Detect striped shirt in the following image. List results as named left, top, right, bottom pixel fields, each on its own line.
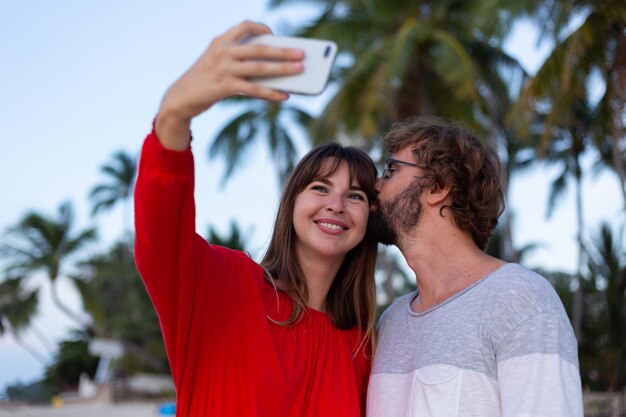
left=367, top=263, right=583, bottom=417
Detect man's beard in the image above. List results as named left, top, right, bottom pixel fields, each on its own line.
left=368, top=179, right=423, bottom=246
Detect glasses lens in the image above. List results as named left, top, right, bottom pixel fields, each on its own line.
left=382, top=161, right=392, bottom=180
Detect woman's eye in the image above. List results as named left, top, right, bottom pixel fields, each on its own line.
left=348, top=193, right=366, bottom=202
left=311, top=185, right=328, bottom=193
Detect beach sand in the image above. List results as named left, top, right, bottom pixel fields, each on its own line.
left=0, top=401, right=164, bottom=417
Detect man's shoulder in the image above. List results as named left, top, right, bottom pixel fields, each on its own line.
left=377, top=291, right=415, bottom=327
left=481, top=264, right=575, bottom=348
left=485, top=263, right=562, bottom=309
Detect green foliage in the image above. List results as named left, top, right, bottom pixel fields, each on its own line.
left=514, top=0, right=626, bottom=203
left=538, top=222, right=626, bottom=391
left=486, top=223, right=543, bottom=263
left=89, top=150, right=137, bottom=217
left=5, top=380, right=55, bottom=404
left=206, top=222, right=248, bottom=251
left=579, top=223, right=626, bottom=391
left=1, top=201, right=96, bottom=329
left=273, top=0, right=530, bottom=149
left=2, top=202, right=96, bottom=282
left=43, top=337, right=98, bottom=392
left=210, top=100, right=312, bottom=184
left=0, top=277, right=39, bottom=335
left=73, top=241, right=168, bottom=373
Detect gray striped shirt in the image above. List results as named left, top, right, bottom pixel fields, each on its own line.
left=367, top=263, right=583, bottom=417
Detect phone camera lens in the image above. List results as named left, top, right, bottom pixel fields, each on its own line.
left=324, top=46, right=331, bottom=58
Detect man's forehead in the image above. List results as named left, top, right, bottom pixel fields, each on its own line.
left=391, top=146, right=415, bottom=160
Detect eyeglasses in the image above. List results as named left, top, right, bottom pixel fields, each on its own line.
left=382, top=158, right=419, bottom=180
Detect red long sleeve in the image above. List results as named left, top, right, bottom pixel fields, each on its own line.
left=134, top=131, right=369, bottom=417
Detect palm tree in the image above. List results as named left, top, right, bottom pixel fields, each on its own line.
left=511, top=0, right=626, bottom=338
left=519, top=0, right=626, bottom=208
left=273, top=1, right=533, bottom=147
left=486, top=221, right=542, bottom=264
left=0, top=277, right=47, bottom=364
left=89, top=150, right=137, bottom=234
left=541, top=100, right=594, bottom=341
left=211, top=1, right=535, bottom=185
left=581, top=222, right=626, bottom=390
left=209, top=98, right=313, bottom=185
left=2, top=201, right=96, bottom=329
left=72, top=241, right=168, bottom=372
left=206, top=221, right=248, bottom=251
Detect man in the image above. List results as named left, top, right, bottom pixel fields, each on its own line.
left=367, top=117, right=583, bottom=417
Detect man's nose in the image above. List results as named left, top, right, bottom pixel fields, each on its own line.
left=375, top=177, right=384, bottom=194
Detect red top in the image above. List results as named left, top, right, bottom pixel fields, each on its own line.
left=134, top=131, right=370, bottom=417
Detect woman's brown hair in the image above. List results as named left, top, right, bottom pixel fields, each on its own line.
left=261, top=143, right=378, bottom=353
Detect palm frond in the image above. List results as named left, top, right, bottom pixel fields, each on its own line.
left=546, top=169, right=568, bottom=218
left=0, top=277, right=40, bottom=334
left=209, top=109, right=259, bottom=183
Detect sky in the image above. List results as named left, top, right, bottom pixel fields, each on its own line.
left=0, top=0, right=623, bottom=394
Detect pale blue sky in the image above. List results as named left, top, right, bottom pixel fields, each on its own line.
left=0, top=0, right=622, bottom=393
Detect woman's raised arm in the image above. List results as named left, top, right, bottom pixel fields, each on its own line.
left=155, top=20, right=304, bottom=150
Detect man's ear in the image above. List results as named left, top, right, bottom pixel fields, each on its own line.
left=427, top=183, right=452, bottom=205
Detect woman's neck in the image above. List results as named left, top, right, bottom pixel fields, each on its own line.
left=297, top=249, right=344, bottom=313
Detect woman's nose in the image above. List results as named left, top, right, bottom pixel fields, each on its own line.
left=326, top=193, right=345, bottom=213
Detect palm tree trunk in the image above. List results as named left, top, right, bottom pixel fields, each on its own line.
left=121, top=340, right=168, bottom=372
left=609, top=120, right=626, bottom=210
left=121, top=200, right=141, bottom=322
left=483, top=93, right=515, bottom=261
left=396, top=53, right=432, bottom=120
left=572, top=162, right=585, bottom=341
left=12, top=332, right=49, bottom=365
left=379, top=250, right=397, bottom=305
left=609, top=25, right=626, bottom=210
left=30, top=323, right=57, bottom=355
left=500, top=147, right=518, bottom=262
left=50, top=280, right=89, bottom=329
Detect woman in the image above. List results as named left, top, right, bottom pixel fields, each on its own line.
left=134, top=21, right=378, bottom=417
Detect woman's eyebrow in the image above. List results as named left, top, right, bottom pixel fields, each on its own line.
left=312, top=177, right=332, bottom=185
left=312, top=177, right=364, bottom=191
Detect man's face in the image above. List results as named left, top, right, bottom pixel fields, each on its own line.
left=368, top=147, right=424, bottom=245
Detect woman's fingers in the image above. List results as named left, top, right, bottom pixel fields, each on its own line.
left=217, top=20, right=272, bottom=45
left=232, top=42, right=304, bottom=61
left=159, top=20, right=300, bottom=120
left=231, top=59, right=304, bottom=78
left=231, top=79, right=290, bottom=101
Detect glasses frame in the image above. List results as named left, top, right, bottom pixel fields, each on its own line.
left=382, top=158, right=418, bottom=180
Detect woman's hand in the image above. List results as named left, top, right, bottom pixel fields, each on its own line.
left=156, top=20, right=305, bottom=150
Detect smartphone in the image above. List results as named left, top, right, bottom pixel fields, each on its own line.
left=245, top=35, right=338, bottom=96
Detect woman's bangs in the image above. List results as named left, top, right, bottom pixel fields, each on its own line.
left=313, top=156, right=343, bottom=180
left=346, top=154, right=377, bottom=201
left=294, top=144, right=377, bottom=203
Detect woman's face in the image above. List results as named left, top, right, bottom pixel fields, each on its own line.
left=292, top=159, right=370, bottom=264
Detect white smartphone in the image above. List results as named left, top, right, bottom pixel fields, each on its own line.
left=245, top=35, right=338, bottom=96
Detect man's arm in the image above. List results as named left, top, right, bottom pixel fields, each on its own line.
left=496, top=309, right=583, bottom=417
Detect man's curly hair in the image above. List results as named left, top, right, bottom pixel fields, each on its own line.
left=383, top=117, right=505, bottom=249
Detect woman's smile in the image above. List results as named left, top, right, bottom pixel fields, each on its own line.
left=315, top=218, right=349, bottom=233
left=293, top=160, right=369, bottom=261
